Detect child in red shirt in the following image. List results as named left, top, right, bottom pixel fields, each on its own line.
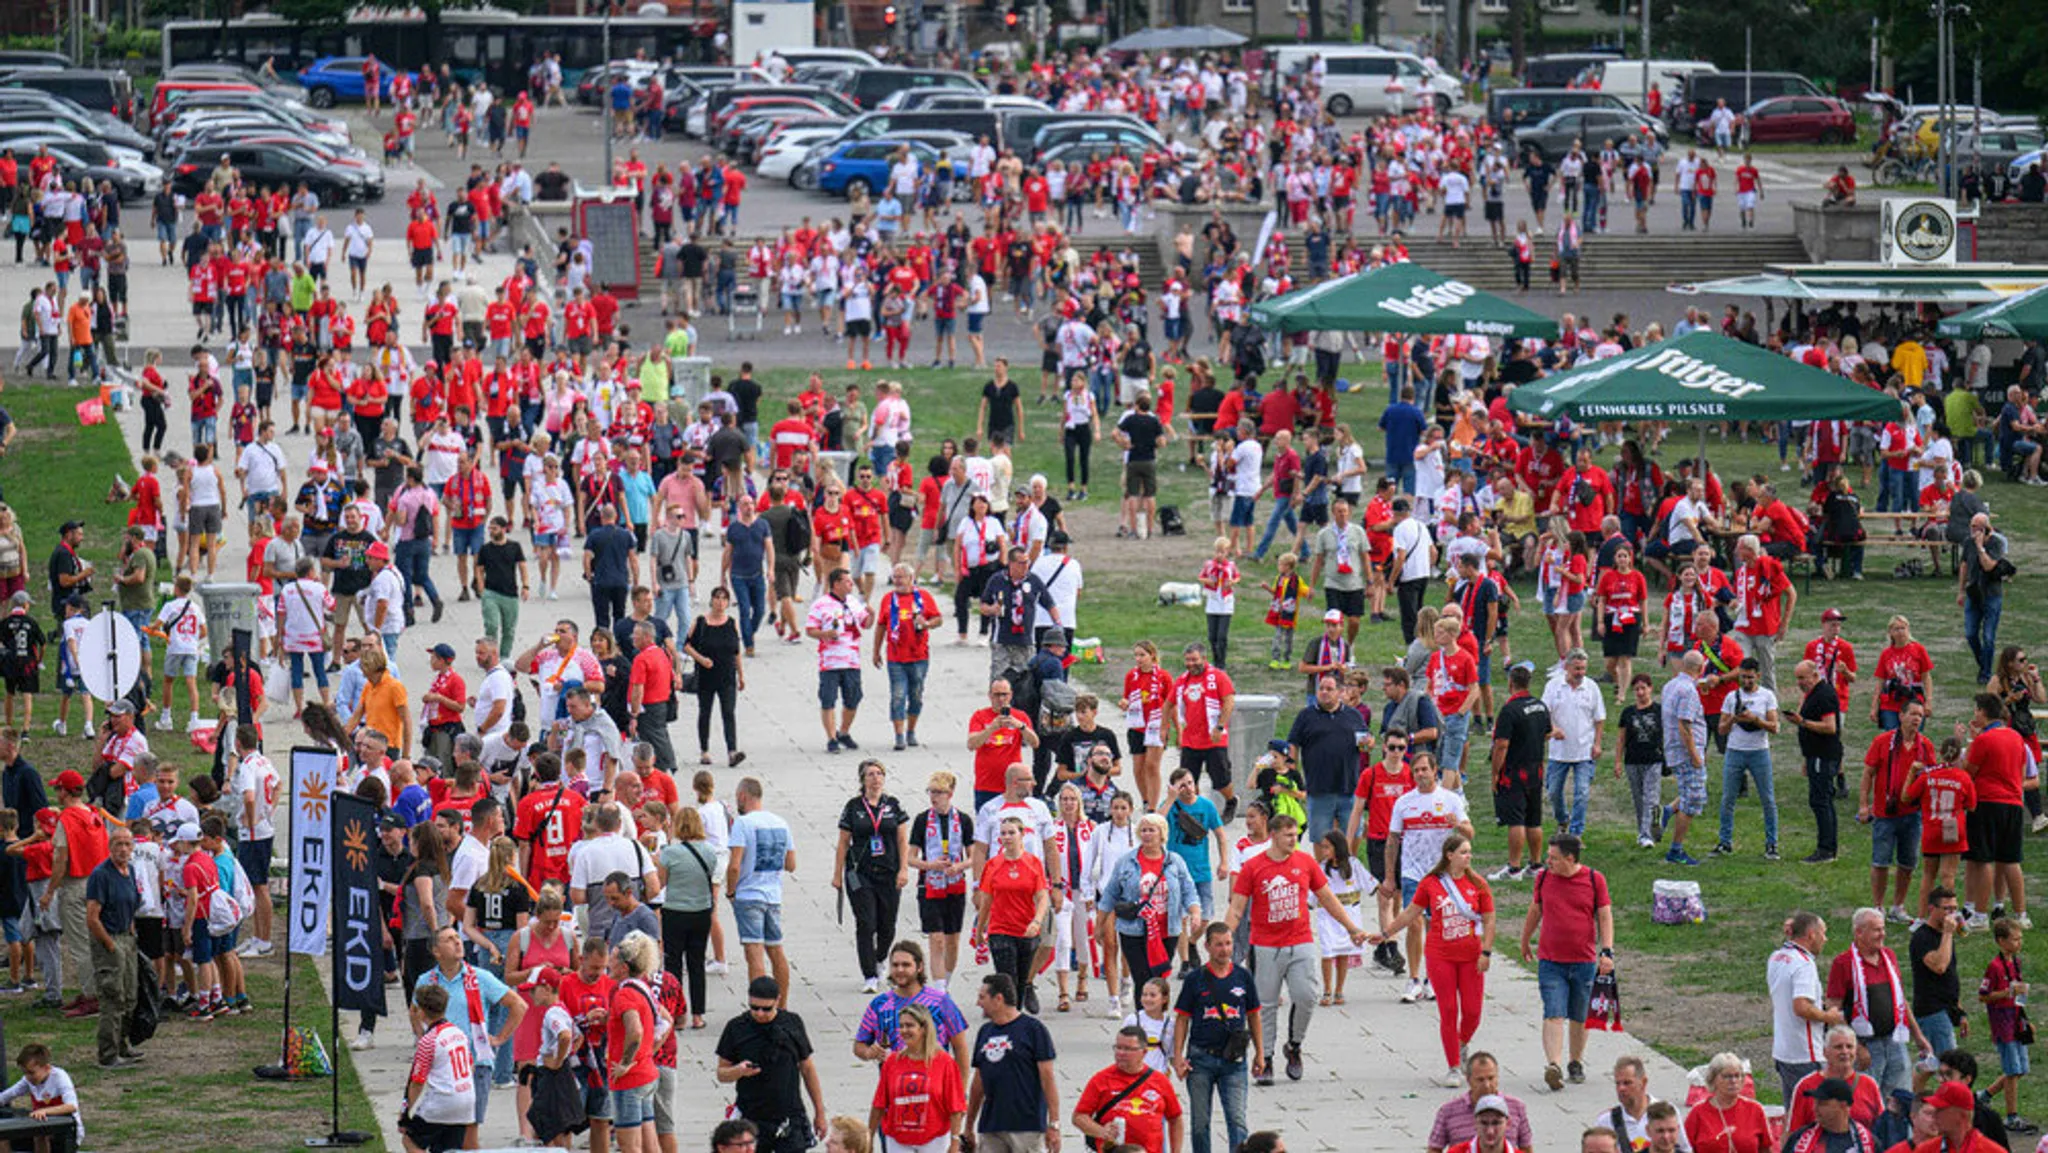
left=1904, top=737, right=1977, bottom=906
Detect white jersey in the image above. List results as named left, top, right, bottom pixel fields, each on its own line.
left=974, top=795, right=1056, bottom=861
left=235, top=752, right=280, bottom=840
left=409, top=1021, right=478, bottom=1125
left=1387, top=787, right=1469, bottom=881
left=154, top=596, right=206, bottom=657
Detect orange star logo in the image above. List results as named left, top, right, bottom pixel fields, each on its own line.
left=342, top=819, right=372, bottom=872
left=299, top=770, right=330, bottom=825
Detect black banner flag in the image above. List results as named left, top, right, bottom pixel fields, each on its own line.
left=330, top=793, right=385, bottom=1016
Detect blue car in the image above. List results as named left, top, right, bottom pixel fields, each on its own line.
left=296, top=56, right=396, bottom=109
left=815, top=139, right=941, bottom=199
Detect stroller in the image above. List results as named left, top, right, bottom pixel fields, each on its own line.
left=728, top=281, right=763, bottom=339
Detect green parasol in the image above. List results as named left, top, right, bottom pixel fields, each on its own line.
left=1504, top=332, right=1903, bottom=425
left=1934, top=283, right=2048, bottom=341
left=1245, top=263, right=1559, bottom=339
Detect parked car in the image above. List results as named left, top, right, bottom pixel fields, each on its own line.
left=1486, top=87, right=1632, bottom=133
left=1709, top=96, right=1857, bottom=145
left=1031, top=118, right=1173, bottom=162
left=0, top=91, right=151, bottom=153
left=170, top=140, right=381, bottom=202
left=295, top=56, right=396, bottom=107
left=1513, top=106, right=1667, bottom=161
left=0, top=68, right=134, bottom=123
left=14, top=139, right=155, bottom=200
left=733, top=113, right=842, bottom=165
left=805, top=137, right=957, bottom=198
left=1669, top=71, right=1824, bottom=135
left=759, top=124, right=849, bottom=180
left=1952, top=127, right=2047, bottom=197
left=826, top=67, right=982, bottom=110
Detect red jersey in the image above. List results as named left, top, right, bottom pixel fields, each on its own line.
left=1172, top=666, right=1234, bottom=750
left=879, top=589, right=939, bottom=665
left=512, top=784, right=587, bottom=886
left=1905, top=765, right=1976, bottom=855
left=1353, top=760, right=1415, bottom=841
left=1230, top=849, right=1329, bottom=949
left=1414, top=871, right=1492, bottom=962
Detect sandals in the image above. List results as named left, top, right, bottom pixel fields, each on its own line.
left=1333, top=993, right=1347, bottom=1006
left=1057, top=995, right=1072, bottom=1013
left=1318, top=993, right=1333, bottom=1007
left=1075, top=987, right=1089, bottom=1002
left=700, top=753, right=713, bottom=765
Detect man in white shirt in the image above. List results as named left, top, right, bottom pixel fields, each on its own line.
left=570, top=802, right=658, bottom=941
left=1226, top=423, right=1264, bottom=555
left=228, top=723, right=280, bottom=957
left=1674, top=150, right=1703, bottom=230
left=1768, top=912, right=1844, bottom=1103
left=1714, top=657, right=1781, bottom=858
left=1540, top=649, right=1606, bottom=837
left=445, top=796, right=503, bottom=925
left=341, top=209, right=375, bottom=297
left=1027, top=532, right=1083, bottom=641
left=470, top=638, right=514, bottom=741
left=235, top=422, right=289, bottom=529
left=303, top=215, right=336, bottom=274
left=1439, top=168, right=1471, bottom=245
left=363, top=542, right=408, bottom=657
left=1389, top=497, right=1436, bottom=645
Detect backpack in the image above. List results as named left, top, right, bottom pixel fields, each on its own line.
left=780, top=508, right=812, bottom=557
left=207, top=874, right=248, bottom=935
left=502, top=663, right=528, bottom=724
left=1158, top=505, right=1187, bottom=536
left=411, top=496, right=435, bottom=541
left=1038, top=677, right=1077, bottom=733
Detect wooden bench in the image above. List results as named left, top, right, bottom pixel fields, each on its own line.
left=1808, top=510, right=1957, bottom=589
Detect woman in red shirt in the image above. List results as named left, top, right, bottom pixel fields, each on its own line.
left=1871, top=615, right=1934, bottom=731
left=605, top=932, right=665, bottom=1151
left=974, top=817, right=1048, bottom=1018
left=810, top=483, right=854, bottom=589
left=1593, top=543, right=1649, bottom=698
left=1683, top=1052, right=1773, bottom=1153
left=1374, top=826, right=1494, bottom=1086
left=868, top=1004, right=965, bottom=1153
left=1122, top=640, right=1173, bottom=809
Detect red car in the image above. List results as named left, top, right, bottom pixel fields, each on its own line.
left=1705, top=96, right=1858, bottom=145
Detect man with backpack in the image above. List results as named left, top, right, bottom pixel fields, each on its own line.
left=388, top=466, right=445, bottom=627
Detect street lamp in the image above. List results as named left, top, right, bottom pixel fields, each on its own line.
left=602, top=0, right=615, bottom=184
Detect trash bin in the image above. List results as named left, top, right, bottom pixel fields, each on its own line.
left=1229, top=693, right=1287, bottom=780
left=196, top=582, right=261, bottom=665
left=669, top=355, right=714, bottom=413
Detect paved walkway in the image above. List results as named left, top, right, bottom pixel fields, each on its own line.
left=3, top=207, right=1689, bottom=1152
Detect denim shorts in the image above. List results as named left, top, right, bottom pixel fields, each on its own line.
left=818, top=667, right=863, bottom=710
left=1538, top=958, right=1597, bottom=1019
left=1229, top=495, right=1256, bottom=527
left=1998, top=1040, right=2031, bottom=1077
left=165, top=653, right=200, bottom=677
left=451, top=524, right=486, bottom=555
left=967, top=312, right=986, bottom=334
left=733, top=899, right=783, bottom=946
left=1919, top=1011, right=1956, bottom=1059
left=611, top=1081, right=656, bottom=1127
left=1871, top=814, right=1921, bottom=869
left=934, top=315, right=955, bottom=337
left=2, top=910, right=27, bottom=944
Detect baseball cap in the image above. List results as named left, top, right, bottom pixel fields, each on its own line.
left=428, top=642, right=457, bottom=660
left=52, top=769, right=85, bottom=792
left=1473, top=1095, right=1510, bottom=1118
left=525, top=966, right=563, bottom=992
left=107, top=699, right=136, bottom=716
left=1322, top=608, right=1344, bottom=623
left=174, top=821, right=202, bottom=844
left=379, top=812, right=409, bottom=833
left=1923, top=1081, right=1976, bottom=1112
left=1821, top=608, right=1845, bottom=622
left=59, top=519, right=84, bottom=534
left=1805, top=1078, right=1856, bottom=1104
left=1267, top=738, right=1292, bottom=755
left=365, top=540, right=391, bottom=562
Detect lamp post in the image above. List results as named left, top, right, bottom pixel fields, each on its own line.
left=602, top=0, right=614, bottom=184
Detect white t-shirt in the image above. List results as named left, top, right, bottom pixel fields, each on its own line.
left=234, top=751, right=280, bottom=840
left=238, top=441, right=287, bottom=494
left=1028, top=554, right=1083, bottom=634
left=1722, top=685, right=1778, bottom=753
left=538, top=1003, right=577, bottom=1063
left=343, top=221, right=374, bottom=260
left=1767, top=942, right=1827, bottom=1065
left=532, top=478, right=573, bottom=536
left=366, top=567, right=407, bottom=637
left=974, top=795, right=1056, bottom=862
left=1391, top=518, right=1433, bottom=582
left=410, top=1022, right=478, bottom=1125
left=1441, top=171, right=1470, bottom=207
left=154, top=596, right=206, bottom=658
left=1229, top=439, right=1263, bottom=498
left=569, top=832, right=646, bottom=898
left=1387, top=786, right=1469, bottom=881
left=1541, top=677, right=1607, bottom=762
left=450, top=834, right=490, bottom=894
left=422, top=430, right=466, bottom=487
left=729, top=809, right=793, bottom=904
left=472, top=665, right=514, bottom=740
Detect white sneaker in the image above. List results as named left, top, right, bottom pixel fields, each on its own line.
left=154, top=712, right=174, bottom=731
left=1103, top=993, right=1123, bottom=1019
left=236, top=939, right=262, bottom=957
left=1401, top=978, right=1422, bottom=1004
left=1486, top=864, right=1522, bottom=881
left=185, top=712, right=203, bottom=732
left=253, top=939, right=274, bottom=957
left=706, top=960, right=729, bottom=975
left=1436, top=1068, right=1465, bottom=1088
left=1889, top=904, right=1913, bottom=925
left=348, top=1029, right=375, bottom=1051
left=1420, top=978, right=1437, bottom=1001
left=49, top=719, right=64, bottom=736
left=1637, top=836, right=1654, bottom=849
left=1967, top=912, right=1990, bottom=931
left=860, top=977, right=881, bottom=994
left=2033, top=814, right=2048, bottom=834
left=2019, top=912, right=2035, bottom=930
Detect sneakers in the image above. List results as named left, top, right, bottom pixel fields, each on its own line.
left=860, top=977, right=882, bottom=995
left=97, top=1056, right=140, bottom=1070
left=838, top=732, right=860, bottom=751
left=2007, top=1115, right=2039, bottom=1134
left=1545, top=1062, right=1566, bottom=1091
left=893, top=734, right=907, bottom=751
left=49, top=719, right=65, bottom=736
left=905, top=732, right=919, bottom=747
left=1888, top=904, right=1914, bottom=924
left=1486, top=864, right=1524, bottom=881
left=2018, top=912, right=2035, bottom=930
left=1967, top=912, right=1991, bottom=931
left=1435, top=1067, right=1466, bottom=1088
left=1253, top=1055, right=1275, bottom=1087
left=1374, top=942, right=1405, bottom=975
left=185, top=712, right=203, bottom=732
left=1763, top=845, right=1781, bottom=862
left=2034, top=813, right=2048, bottom=834
left=1710, top=842, right=1734, bottom=856
left=1801, top=852, right=1837, bottom=864
left=1665, top=848, right=1701, bottom=866
left=189, top=1003, right=216, bottom=1022
left=705, top=960, right=730, bottom=975
left=1567, top=1060, right=1585, bottom=1084
left=154, top=711, right=174, bottom=731
left=1220, top=796, right=1238, bottom=824
left=1283, top=1042, right=1303, bottom=1081
left=1637, top=836, right=1655, bottom=849
left=1401, top=978, right=1424, bottom=1004
left=1418, top=978, right=1435, bottom=1001
left=826, top=737, right=842, bottom=754
left=1103, top=993, right=1122, bottom=1019
left=349, top=1029, right=375, bottom=1051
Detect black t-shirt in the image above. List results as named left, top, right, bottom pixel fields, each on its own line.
left=1618, top=703, right=1663, bottom=764
left=0, top=613, right=45, bottom=676
left=1118, top=411, right=1163, bottom=462
left=1188, top=387, right=1226, bottom=435
left=1174, top=961, right=1261, bottom=1054
left=715, top=1011, right=814, bottom=1126
left=729, top=377, right=762, bottom=425
left=708, top=426, right=749, bottom=469
left=1054, top=724, right=1122, bottom=777
left=466, top=882, right=533, bottom=932
left=477, top=540, right=525, bottom=598
left=585, top=525, right=636, bottom=588
left=1285, top=702, right=1370, bottom=796
left=679, top=242, right=709, bottom=278
left=1493, top=693, right=1552, bottom=771
left=1909, top=921, right=1961, bottom=1020
left=983, top=381, right=1021, bottom=436
left=1797, top=681, right=1843, bottom=761
left=612, top=613, right=671, bottom=659
left=971, top=1013, right=1057, bottom=1134
left=536, top=170, right=572, bottom=200
left=371, top=436, right=411, bottom=502
left=48, top=544, right=87, bottom=609
left=446, top=200, right=476, bottom=236
left=323, top=529, right=377, bottom=597
left=836, top=791, right=907, bottom=879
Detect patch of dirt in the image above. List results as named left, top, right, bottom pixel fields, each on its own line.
left=1061, top=499, right=1215, bottom=582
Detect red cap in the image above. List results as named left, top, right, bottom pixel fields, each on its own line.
left=53, top=769, right=85, bottom=793
left=525, top=966, right=563, bottom=992
left=1923, top=1082, right=1976, bottom=1112
left=1821, top=608, right=1845, bottom=622
left=365, top=540, right=391, bottom=562
left=35, top=808, right=58, bottom=833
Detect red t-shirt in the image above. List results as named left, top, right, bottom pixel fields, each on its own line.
left=872, top=1052, right=966, bottom=1146
left=1425, top=649, right=1478, bottom=715
left=1231, top=849, right=1329, bottom=948
left=1414, top=871, right=1492, bottom=963
left=606, top=981, right=659, bottom=1090
left=1594, top=569, right=1647, bottom=630
left=1733, top=555, right=1790, bottom=637
left=970, top=707, right=1034, bottom=795
left=1074, top=1066, right=1181, bottom=1153
left=558, top=970, right=614, bottom=1062
left=407, top=219, right=438, bottom=252
left=629, top=646, right=673, bottom=706
left=1965, top=725, right=2027, bottom=806
left=1873, top=643, right=1933, bottom=714
left=1531, top=865, right=1609, bottom=963
left=1784, top=1070, right=1883, bottom=1131
left=1352, top=761, right=1415, bottom=840
left=1173, top=666, right=1234, bottom=750
left=1904, top=765, right=1976, bottom=855
left=978, top=850, right=1046, bottom=938
left=880, top=589, right=939, bottom=665
left=424, top=669, right=467, bottom=727
left=512, top=784, right=587, bottom=886
left=1862, top=729, right=1936, bottom=820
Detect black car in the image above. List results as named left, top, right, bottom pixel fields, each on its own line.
left=827, top=67, right=981, bottom=111
left=170, top=141, right=376, bottom=203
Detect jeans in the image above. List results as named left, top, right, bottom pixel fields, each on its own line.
left=1251, top=943, right=1319, bottom=1053
left=1625, top=762, right=1662, bottom=841
left=1185, top=1049, right=1249, bottom=1153
left=1964, top=593, right=2002, bottom=683
left=1680, top=189, right=1698, bottom=228
left=887, top=659, right=928, bottom=723
left=1806, top=757, right=1841, bottom=857
left=1253, top=499, right=1299, bottom=560
left=480, top=589, right=519, bottom=653
left=394, top=537, right=440, bottom=611
left=988, top=933, right=1040, bottom=1007
left=655, top=585, right=692, bottom=645
left=1546, top=759, right=1595, bottom=835
left=1718, top=747, right=1780, bottom=848
left=1865, top=1036, right=1912, bottom=1097
left=1581, top=183, right=1602, bottom=230
left=732, top=573, right=766, bottom=650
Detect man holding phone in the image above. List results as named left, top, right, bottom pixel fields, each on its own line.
left=967, top=679, right=1039, bottom=811
left=1715, top=658, right=1782, bottom=860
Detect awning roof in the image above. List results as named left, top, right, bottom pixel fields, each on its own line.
left=1669, top=263, right=2048, bottom=305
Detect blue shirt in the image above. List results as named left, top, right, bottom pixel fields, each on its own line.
left=394, top=784, right=434, bottom=827
left=730, top=809, right=792, bottom=904
left=610, top=81, right=633, bottom=111
left=585, top=524, right=637, bottom=589
left=415, top=962, right=514, bottom=1065
left=619, top=470, right=655, bottom=526
left=1164, top=795, right=1222, bottom=883
left=726, top=519, right=772, bottom=579
left=123, top=783, right=161, bottom=824
left=1379, top=402, right=1427, bottom=473
left=334, top=660, right=368, bottom=720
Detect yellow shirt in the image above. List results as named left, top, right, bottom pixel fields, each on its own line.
left=1892, top=341, right=1927, bottom=388
left=638, top=355, right=670, bottom=405
left=1501, top=489, right=1538, bottom=538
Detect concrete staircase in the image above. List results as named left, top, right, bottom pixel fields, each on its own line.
left=1066, top=231, right=1170, bottom=286
left=1385, top=230, right=1810, bottom=292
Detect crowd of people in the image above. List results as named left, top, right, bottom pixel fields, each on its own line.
left=2, top=36, right=2048, bottom=1153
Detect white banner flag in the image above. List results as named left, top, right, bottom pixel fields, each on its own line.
left=288, top=746, right=340, bottom=957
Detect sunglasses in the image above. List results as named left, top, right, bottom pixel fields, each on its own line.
left=747, top=1003, right=776, bottom=1014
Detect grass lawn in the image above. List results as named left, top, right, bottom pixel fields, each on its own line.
left=0, top=382, right=389, bottom=1152
left=750, top=359, right=2048, bottom=1114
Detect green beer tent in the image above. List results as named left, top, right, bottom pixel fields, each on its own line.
left=1505, top=331, right=1902, bottom=425
left=1245, top=263, right=1559, bottom=339
left=1934, top=283, right=2048, bottom=341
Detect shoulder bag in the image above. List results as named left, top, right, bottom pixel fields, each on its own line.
left=1086, top=1068, right=1157, bottom=1152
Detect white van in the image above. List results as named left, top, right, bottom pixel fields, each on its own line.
left=1271, top=45, right=1462, bottom=116
left=1594, top=59, right=1719, bottom=109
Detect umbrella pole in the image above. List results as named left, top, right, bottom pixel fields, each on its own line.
left=1696, top=424, right=1707, bottom=479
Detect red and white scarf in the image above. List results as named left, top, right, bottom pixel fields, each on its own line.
left=1847, top=947, right=1910, bottom=1046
